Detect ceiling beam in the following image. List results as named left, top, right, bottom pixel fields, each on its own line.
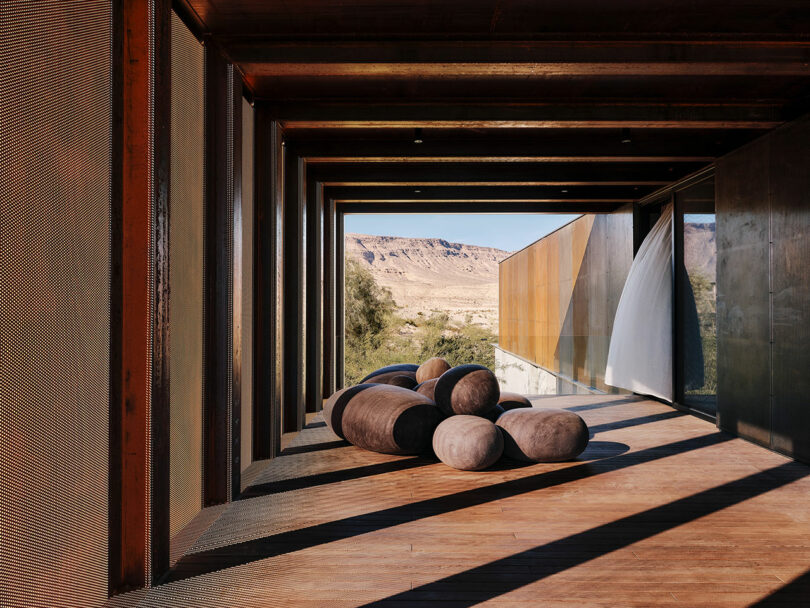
left=263, top=101, right=786, bottom=129
left=323, top=185, right=655, bottom=200
left=336, top=201, right=624, bottom=213
left=227, top=39, right=810, bottom=67
left=308, top=161, right=706, bottom=185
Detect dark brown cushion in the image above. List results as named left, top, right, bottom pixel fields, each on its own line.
left=360, top=363, right=419, bottom=384
left=322, top=384, right=377, bottom=439
left=480, top=404, right=505, bottom=422
left=432, top=415, right=504, bottom=471
left=496, top=408, right=589, bottom=462
left=416, top=357, right=451, bottom=384
left=388, top=374, right=418, bottom=389
left=414, top=378, right=438, bottom=401
left=326, top=384, right=442, bottom=455
left=498, top=391, right=533, bottom=411
left=434, top=364, right=500, bottom=416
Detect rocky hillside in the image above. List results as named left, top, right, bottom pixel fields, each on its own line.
left=684, top=222, right=716, bottom=283
left=345, top=233, right=509, bottom=329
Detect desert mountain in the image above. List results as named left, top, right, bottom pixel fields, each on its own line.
left=684, top=222, right=716, bottom=283
left=345, top=233, right=509, bottom=329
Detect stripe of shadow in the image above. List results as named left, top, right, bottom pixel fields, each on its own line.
left=564, top=397, right=643, bottom=413
left=358, top=461, right=809, bottom=607
left=587, top=410, right=685, bottom=437
left=241, top=457, right=434, bottom=498
left=752, top=569, right=810, bottom=606
left=165, top=431, right=732, bottom=583
left=279, top=439, right=350, bottom=455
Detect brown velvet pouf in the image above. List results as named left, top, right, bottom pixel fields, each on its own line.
left=434, top=364, right=500, bottom=416
left=416, top=357, right=451, bottom=384
left=414, top=378, right=438, bottom=401
left=432, top=415, right=504, bottom=471
left=498, top=391, right=533, bottom=411
left=388, top=374, right=418, bottom=389
left=480, top=404, right=505, bottom=422
left=324, top=384, right=442, bottom=455
left=360, top=363, right=419, bottom=385
left=496, top=408, right=589, bottom=462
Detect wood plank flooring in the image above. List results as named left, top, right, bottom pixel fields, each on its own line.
left=110, top=395, right=810, bottom=607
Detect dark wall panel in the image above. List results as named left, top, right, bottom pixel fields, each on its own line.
left=716, top=113, right=810, bottom=461
left=715, top=140, right=772, bottom=446
left=769, top=116, right=810, bottom=461
left=241, top=97, right=254, bottom=478
left=0, top=1, right=112, bottom=605
left=169, top=11, right=205, bottom=539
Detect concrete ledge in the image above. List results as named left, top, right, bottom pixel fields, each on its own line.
left=494, top=345, right=604, bottom=396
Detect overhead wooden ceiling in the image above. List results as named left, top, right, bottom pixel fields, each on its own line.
left=178, top=0, right=810, bottom=209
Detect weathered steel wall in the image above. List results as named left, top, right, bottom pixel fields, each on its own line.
left=499, top=206, right=633, bottom=392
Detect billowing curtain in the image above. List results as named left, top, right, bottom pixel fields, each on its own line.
left=606, top=205, right=674, bottom=401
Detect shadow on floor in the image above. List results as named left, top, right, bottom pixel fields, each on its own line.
left=751, top=568, right=810, bottom=606
left=587, top=410, right=685, bottom=437
left=356, top=461, right=810, bottom=607
left=241, top=456, right=436, bottom=498
left=166, top=431, right=732, bottom=583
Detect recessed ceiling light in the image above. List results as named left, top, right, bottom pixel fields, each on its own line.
left=561, top=189, right=568, bottom=193
left=413, top=128, right=423, bottom=144
left=414, top=189, right=421, bottom=193
left=621, top=127, right=632, bottom=144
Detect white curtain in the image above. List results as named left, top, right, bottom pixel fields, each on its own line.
left=605, top=205, right=673, bottom=401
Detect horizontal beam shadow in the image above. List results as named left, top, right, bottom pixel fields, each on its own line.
left=358, top=461, right=809, bottom=607
left=241, top=457, right=434, bottom=498
left=165, top=431, right=732, bottom=583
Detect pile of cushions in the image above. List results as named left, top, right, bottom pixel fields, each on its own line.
left=323, top=357, right=589, bottom=471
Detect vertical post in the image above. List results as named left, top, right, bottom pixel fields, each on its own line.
left=335, top=208, right=346, bottom=389
left=150, top=0, right=172, bottom=582
left=231, top=77, right=243, bottom=499
left=322, top=193, right=335, bottom=399
left=109, top=0, right=171, bottom=591
left=202, top=40, right=239, bottom=505
left=253, top=113, right=282, bottom=459
left=305, top=170, right=323, bottom=413
left=283, top=152, right=305, bottom=432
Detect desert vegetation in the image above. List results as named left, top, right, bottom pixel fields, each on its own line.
left=344, top=257, right=497, bottom=385
left=687, top=270, right=717, bottom=395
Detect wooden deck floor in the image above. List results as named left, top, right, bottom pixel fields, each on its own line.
left=112, top=396, right=810, bottom=607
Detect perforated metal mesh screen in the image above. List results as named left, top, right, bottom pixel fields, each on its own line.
left=241, top=98, right=254, bottom=478
left=0, top=2, right=112, bottom=606
left=169, top=11, right=205, bottom=539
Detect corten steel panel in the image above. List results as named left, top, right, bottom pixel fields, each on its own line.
left=769, top=115, right=810, bottom=461
left=241, top=97, right=254, bottom=477
left=0, top=1, right=111, bottom=606
left=715, top=141, right=772, bottom=447
left=169, top=12, right=204, bottom=539
left=498, top=211, right=632, bottom=392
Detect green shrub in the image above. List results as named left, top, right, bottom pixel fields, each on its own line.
left=343, top=258, right=497, bottom=385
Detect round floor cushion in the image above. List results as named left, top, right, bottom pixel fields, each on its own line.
left=416, top=357, right=451, bottom=384
left=432, top=415, right=504, bottom=471
left=480, top=404, right=505, bottom=422
left=388, top=374, right=418, bottom=389
left=322, top=384, right=377, bottom=439
left=498, top=392, right=533, bottom=411
left=414, top=378, right=438, bottom=401
left=360, top=363, right=419, bottom=385
left=496, top=408, right=589, bottom=462
left=434, top=364, right=500, bottom=416
left=336, top=384, right=443, bottom=455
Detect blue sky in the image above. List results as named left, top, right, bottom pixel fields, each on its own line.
left=344, top=213, right=582, bottom=253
